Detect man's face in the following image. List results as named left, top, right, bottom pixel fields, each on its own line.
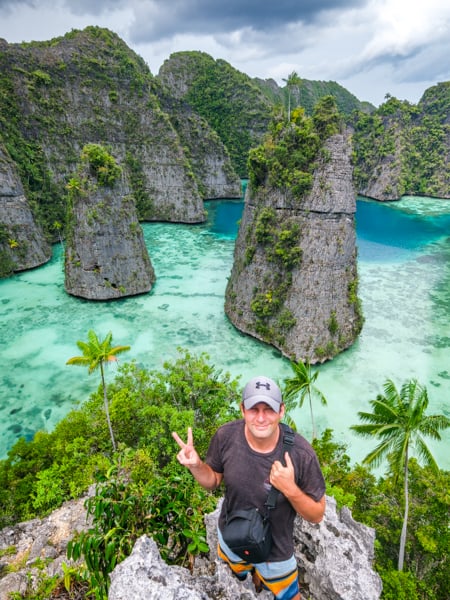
left=241, top=401, right=284, bottom=441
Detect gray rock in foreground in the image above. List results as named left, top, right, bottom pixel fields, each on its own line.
left=109, top=536, right=210, bottom=600
left=294, top=496, right=382, bottom=599
left=0, top=492, right=381, bottom=600
left=0, top=493, right=91, bottom=600
left=109, top=496, right=382, bottom=600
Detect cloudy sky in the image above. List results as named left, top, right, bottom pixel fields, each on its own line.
left=0, top=0, right=449, bottom=106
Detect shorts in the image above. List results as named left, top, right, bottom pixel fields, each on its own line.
left=217, top=527, right=300, bottom=600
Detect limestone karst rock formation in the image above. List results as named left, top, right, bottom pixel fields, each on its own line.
left=158, top=100, right=242, bottom=200
left=0, top=492, right=92, bottom=600
left=0, top=29, right=235, bottom=233
left=352, top=83, right=450, bottom=202
left=0, top=492, right=382, bottom=600
left=0, top=144, right=51, bottom=275
left=108, top=496, right=382, bottom=600
left=64, top=146, right=155, bottom=300
left=225, top=130, right=363, bottom=363
left=156, top=50, right=272, bottom=177
left=0, top=29, right=248, bottom=280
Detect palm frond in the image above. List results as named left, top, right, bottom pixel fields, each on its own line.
left=66, top=355, right=90, bottom=367
left=371, top=397, right=400, bottom=419
left=361, top=438, right=392, bottom=467
left=109, top=345, right=131, bottom=357
left=76, top=340, right=90, bottom=355
left=420, top=414, right=450, bottom=438
left=87, top=329, right=101, bottom=350
left=415, top=436, right=440, bottom=472
left=352, top=377, right=448, bottom=476
left=282, top=415, right=298, bottom=432
left=315, top=388, right=327, bottom=406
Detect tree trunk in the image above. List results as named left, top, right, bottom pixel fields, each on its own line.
left=101, top=363, right=117, bottom=451
left=308, top=391, right=316, bottom=440
left=398, top=450, right=409, bottom=570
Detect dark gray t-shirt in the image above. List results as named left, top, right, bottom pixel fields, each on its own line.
left=205, top=420, right=326, bottom=561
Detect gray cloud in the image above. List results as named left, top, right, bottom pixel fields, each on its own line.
left=0, top=0, right=448, bottom=106
left=61, top=0, right=125, bottom=17
left=338, top=32, right=450, bottom=89
left=53, top=0, right=364, bottom=43
left=0, top=0, right=122, bottom=16
left=0, top=0, right=366, bottom=47
left=393, top=40, right=450, bottom=85
left=0, top=0, right=33, bottom=11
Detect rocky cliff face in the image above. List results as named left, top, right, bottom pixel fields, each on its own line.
left=225, top=131, right=363, bottom=363
left=108, top=496, right=382, bottom=600
left=0, top=28, right=242, bottom=245
left=65, top=149, right=155, bottom=300
left=158, top=98, right=242, bottom=200
left=0, top=494, right=382, bottom=600
left=355, top=123, right=404, bottom=201
left=352, top=84, right=450, bottom=201
left=157, top=51, right=272, bottom=176
left=0, top=144, right=51, bottom=276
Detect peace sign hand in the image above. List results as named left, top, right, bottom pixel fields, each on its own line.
left=172, top=427, right=201, bottom=468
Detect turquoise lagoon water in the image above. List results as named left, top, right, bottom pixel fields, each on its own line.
left=0, top=197, right=449, bottom=470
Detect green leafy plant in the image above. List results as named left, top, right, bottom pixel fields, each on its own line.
left=80, top=144, right=122, bottom=187
left=67, top=454, right=216, bottom=597
left=67, top=460, right=146, bottom=599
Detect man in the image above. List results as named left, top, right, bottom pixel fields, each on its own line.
left=172, top=375, right=326, bottom=600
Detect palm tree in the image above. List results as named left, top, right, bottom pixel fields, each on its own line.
left=53, top=220, right=64, bottom=248
left=66, top=330, right=130, bottom=451
left=282, top=71, right=302, bottom=122
left=350, top=378, right=450, bottom=571
left=283, top=359, right=327, bottom=439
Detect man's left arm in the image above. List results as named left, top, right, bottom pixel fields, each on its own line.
left=269, top=452, right=326, bottom=523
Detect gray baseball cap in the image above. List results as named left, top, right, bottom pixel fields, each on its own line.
left=242, top=376, right=282, bottom=413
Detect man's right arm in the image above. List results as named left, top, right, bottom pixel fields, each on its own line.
left=187, top=460, right=223, bottom=491
left=172, top=428, right=223, bottom=491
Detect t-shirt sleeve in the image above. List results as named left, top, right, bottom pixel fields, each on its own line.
left=296, top=448, right=326, bottom=502
left=205, top=428, right=224, bottom=473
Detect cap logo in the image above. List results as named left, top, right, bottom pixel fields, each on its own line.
left=255, top=381, right=271, bottom=390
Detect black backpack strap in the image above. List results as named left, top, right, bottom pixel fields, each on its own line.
left=279, top=423, right=295, bottom=464
left=265, top=424, right=295, bottom=510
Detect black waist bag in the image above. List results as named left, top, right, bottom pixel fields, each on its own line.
left=221, top=424, right=294, bottom=563
left=222, top=507, right=272, bottom=563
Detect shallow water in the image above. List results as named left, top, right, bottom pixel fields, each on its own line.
left=0, top=196, right=449, bottom=470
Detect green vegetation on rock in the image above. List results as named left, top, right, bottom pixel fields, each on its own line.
left=255, top=75, right=373, bottom=117
left=243, top=98, right=343, bottom=348
left=351, top=84, right=450, bottom=199
left=158, top=51, right=272, bottom=176
left=248, top=96, right=341, bottom=196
